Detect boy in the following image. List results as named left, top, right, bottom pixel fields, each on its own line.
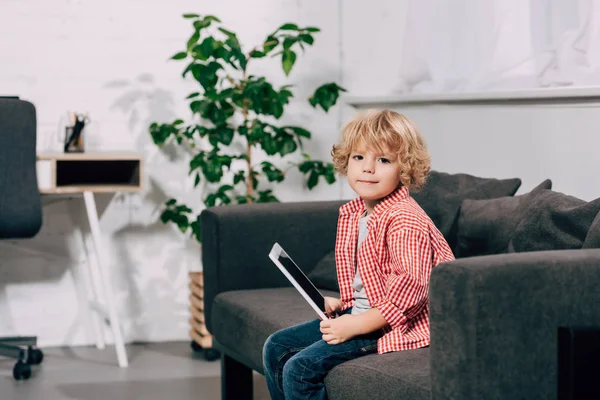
left=263, top=109, right=454, bottom=400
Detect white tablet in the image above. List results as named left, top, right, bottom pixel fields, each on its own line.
left=269, top=242, right=331, bottom=320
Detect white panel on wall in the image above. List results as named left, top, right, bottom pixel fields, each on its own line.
left=348, top=92, right=600, bottom=202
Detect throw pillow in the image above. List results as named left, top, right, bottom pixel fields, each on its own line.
left=508, top=190, right=600, bottom=253
left=582, top=211, right=600, bottom=249
left=410, top=171, right=522, bottom=252
left=306, top=250, right=339, bottom=292
left=455, top=179, right=552, bottom=258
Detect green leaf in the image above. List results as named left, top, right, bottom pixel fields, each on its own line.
left=286, top=126, right=311, bottom=138
left=263, top=36, right=279, bottom=53
left=283, top=37, right=296, bottom=50
left=192, top=37, right=216, bottom=60
left=261, top=162, right=285, bottom=183
left=282, top=50, right=296, bottom=76
left=194, top=19, right=211, bottom=30
left=204, top=15, right=221, bottom=23
left=187, top=31, right=200, bottom=51
left=278, top=23, right=299, bottom=31
left=190, top=62, right=223, bottom=91
left=325, top=166, right=336, bottom=184
left=236, top=195, right=251, bottom=204
left=183, top=13, right=200, bottom=19
left=280, top=137, right=297, bottom=156
left=208, top=125, right=234, bottom=146
left=249, top=49, right=266, bottom=58
left=257, top=190, right=280, bottom=203
left=308, top=83, right=347, bottom=112
left=307, top=171, right=319, bottom=189
left=171, top=52, right=187, bottom=60
left=186, top=92, right=200, bottom=99
left=190, top=218, right=202, bottom=243
left=204, top=193, right=217, bottom=207
left=218, top=27, right=236, bottom=39
left=304, top=27, right=320, bottom=33
left=166, top=198, right=177, bottom=206
left=233, top=170, right=245, bottom=185
left=194, top=173, right=201, bottom=187
left=299, top=34, right=314, bottom=45
left=181, top=62, right=194, bottom=78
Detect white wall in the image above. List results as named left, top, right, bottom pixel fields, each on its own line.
left=0, top=0, right=371, bottom=346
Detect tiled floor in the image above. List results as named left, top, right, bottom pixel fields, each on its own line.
left=0, top=341, right=270, bottom=400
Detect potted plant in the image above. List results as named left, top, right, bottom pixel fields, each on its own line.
left=149, top=13, right=345, bottom=242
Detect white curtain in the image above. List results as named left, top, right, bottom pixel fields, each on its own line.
left=397, top=0, right=600, bottom=93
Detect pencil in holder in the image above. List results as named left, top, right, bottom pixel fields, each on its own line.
left=64, top=125, right=85, bottom=153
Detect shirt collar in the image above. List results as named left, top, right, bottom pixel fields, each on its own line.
left=339, top=186, right=409, bottom=217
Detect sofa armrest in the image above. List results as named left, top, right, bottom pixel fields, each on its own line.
left=429, top=249, right=600, bottom=400
left=201, top=200, right=344, bottom=333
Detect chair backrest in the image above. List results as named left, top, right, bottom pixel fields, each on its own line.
left=0, top=98, right=42, bottom=239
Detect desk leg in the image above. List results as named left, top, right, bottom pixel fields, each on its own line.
left=82, top=191, right=129, bottom=368
left=72, top=216, right=106, bottom=350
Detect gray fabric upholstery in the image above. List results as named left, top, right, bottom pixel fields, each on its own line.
left=202, top=185, right=600, bottom=400
left=429, top=249, right=600, bottom=400
left=583, top=211, right=600, bottom=248
left=325, top=349, right=430, bottom=400
left=200, top=200, right=344, bottom=332
left=0, top=98, right=42, bottom=238
left=307, top=250, right=338, bottom=291
left=211, top=287, right=431, bottom=400
left=211, top=287, right=338, bottom=373
left=508, top=190, right=600, bottom=252
left=410, top=171, right=522, bottom=251
left=455, top=179, right=552, bottom=258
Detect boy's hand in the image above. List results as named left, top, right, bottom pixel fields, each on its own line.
left=323, top=296, right=342, bottom=318
left=319, top=314, right=360, bottom=345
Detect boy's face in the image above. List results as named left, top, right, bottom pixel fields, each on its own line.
left=347, top=142, right=402, bottom=209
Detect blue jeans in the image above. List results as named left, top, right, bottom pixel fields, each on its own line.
left=262, top=310, right=381, bottom=400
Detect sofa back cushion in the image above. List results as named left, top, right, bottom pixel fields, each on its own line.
left=411, top=171, right=522, bottom=252
left=508, top=190, right=600, bottom=252
left=583, top=212, right=600, bottom=248
left=455, top=180, right=552, bottom=258
left=307, top=250, right=339, bottom=292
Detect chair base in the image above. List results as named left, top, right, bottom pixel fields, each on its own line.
left=0, top=336, right=44, bottom=380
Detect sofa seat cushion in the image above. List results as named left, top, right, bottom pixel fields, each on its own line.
left=211, top=287, right=339, bottom=373
left=211, top=288, right=431, bottom=400
left=325, top=348, right=430, bottom=400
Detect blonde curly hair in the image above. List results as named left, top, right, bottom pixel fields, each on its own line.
left=331, top=109, right=430, bottom=190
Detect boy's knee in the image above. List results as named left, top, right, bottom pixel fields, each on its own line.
left=263, top=332, right=285, bottom=365
left=282, top=353, right=310, bottom=380
left=263, top=334, right=275, bottom=360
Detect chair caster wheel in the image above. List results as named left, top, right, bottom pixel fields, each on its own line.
left=27, top=348, right=44, bottom=365
left=203, top=348, right=220, bottom=361
left=13, top=361, right=31, bottom=380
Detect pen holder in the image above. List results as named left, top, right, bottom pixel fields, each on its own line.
left=64, top=125, right=85, bottom=153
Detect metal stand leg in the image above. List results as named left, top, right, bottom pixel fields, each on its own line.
left=83, top=191, right=128, bottom=368
left=69, top=203, right=106, bottom=350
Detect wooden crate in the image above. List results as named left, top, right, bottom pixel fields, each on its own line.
left=188, top=272, right=214, bottom=349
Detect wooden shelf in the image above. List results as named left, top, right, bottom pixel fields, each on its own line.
left=37, top=152, right=143, bottom=194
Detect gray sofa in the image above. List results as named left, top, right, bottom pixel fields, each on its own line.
left=201, top=172, right=600, bottom=399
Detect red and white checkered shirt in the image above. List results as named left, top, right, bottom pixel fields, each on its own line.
left=335, top=186, right=455, bottom=353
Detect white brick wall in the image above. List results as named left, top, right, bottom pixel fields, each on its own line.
left=0, top=0, right=408, bottom=346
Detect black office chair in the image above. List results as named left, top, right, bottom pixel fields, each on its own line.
left=0, top=97, right=45, bottom=380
